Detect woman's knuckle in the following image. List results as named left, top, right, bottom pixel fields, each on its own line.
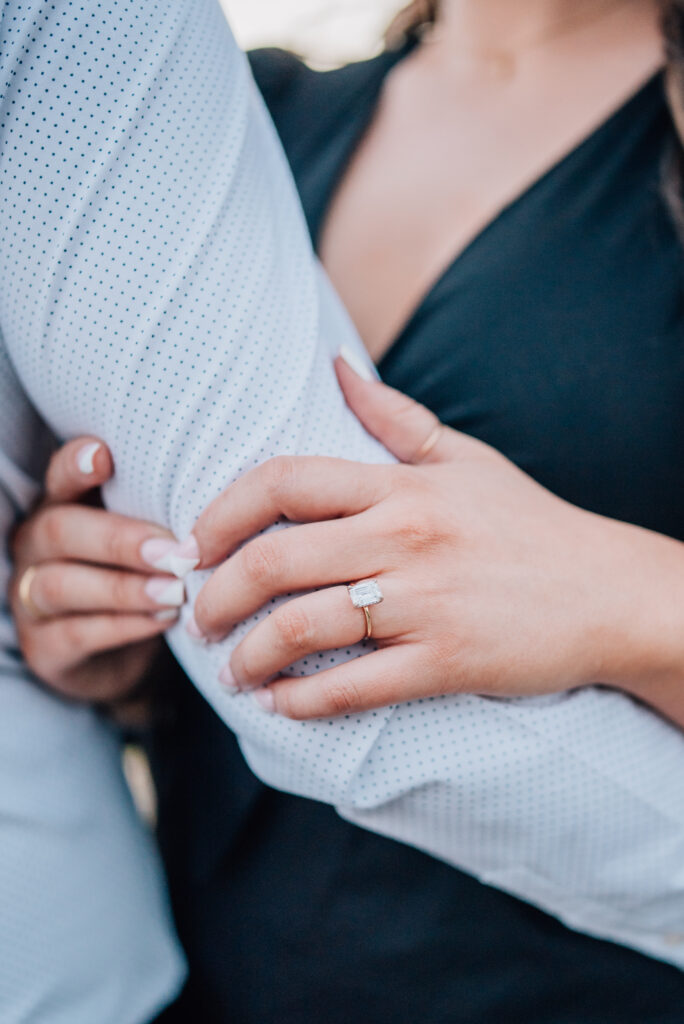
left=274, top=604, right=313, bottom=652
left=264, top=455, right=297, bottom=497
left=393, top=392, right=420, bottom=422
left=241, top=537, right=282, bottom=587
left=323, top=676, right=362, bottom=716
left=389, top=464, right=416, bottom=493
left=393, top=515, right=443, bottom=553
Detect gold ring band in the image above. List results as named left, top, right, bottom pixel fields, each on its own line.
left=412, top=424, right=443, bottom=464
left=347, top=579, right=384, bottom=643
left=17, top=565, right=43, bottom=620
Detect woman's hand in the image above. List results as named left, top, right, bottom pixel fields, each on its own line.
left=188, top=354, right=684, bottom=721
left=10, top=438, right=187, bottom=708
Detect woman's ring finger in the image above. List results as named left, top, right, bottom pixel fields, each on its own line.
left=226, top=580, right=395, bottom=692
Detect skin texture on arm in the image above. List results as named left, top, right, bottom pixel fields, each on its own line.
left=1, top=0, right=684, bottom=967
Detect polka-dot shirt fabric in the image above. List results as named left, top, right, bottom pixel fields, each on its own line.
left=0, top=7, right=683, bottom=1015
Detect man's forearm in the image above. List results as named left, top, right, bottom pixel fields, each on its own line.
left=2, top=0, right=684, bottom=970
left=0, top=348, right=184, bottom=1021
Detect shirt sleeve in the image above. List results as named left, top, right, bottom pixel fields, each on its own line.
left=0, top=343, right=185, bottom=1021
left=1, top=0, right=683, bottom=971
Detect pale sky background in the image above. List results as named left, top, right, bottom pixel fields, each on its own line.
left=221, top=0, right=404, bottom=64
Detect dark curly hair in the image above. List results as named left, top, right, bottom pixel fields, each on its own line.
left=386, top=1, right=684, bottom=235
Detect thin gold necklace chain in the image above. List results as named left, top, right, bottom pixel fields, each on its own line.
left=422, top=0, right=640, bottom=62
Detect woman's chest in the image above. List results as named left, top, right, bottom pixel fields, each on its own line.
left=317, top=59, right=664, bottom=364
left=376, top=192, right=684, bottom=539
left=264, top=54, right=682, bottom=535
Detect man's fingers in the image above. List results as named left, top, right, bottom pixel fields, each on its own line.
left=12, top=504, right=175, bottom=573
left=12, top=562, right=185, bottom=618
left=192, top=456, right=387, bottom=568
left=22, top=614, right=174, bottom=693
left=75, top=638, right=162, bottom=706
left=250, top=644, right=432, bottom=720
left=44, top=437, right=113, bottom=503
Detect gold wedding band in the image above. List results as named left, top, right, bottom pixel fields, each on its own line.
left=17, top=565, right=43, bottom=620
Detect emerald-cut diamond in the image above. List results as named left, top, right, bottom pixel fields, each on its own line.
left=348, top=579, right=384, bottom=608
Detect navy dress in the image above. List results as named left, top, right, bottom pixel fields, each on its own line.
left=151, top=42, right=684, bottom=1023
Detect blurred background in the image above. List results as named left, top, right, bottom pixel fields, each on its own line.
left=221, top=0, right=403, bottom=65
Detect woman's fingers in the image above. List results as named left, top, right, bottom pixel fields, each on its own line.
left=44, top=436, right=113, bottom=502
left=12, top=503, right=176, bottom=573
left=225, top=581, right=399, bottom=692
left=335, top=352, right=470, bottom=464
left=21, top=614, right=173, bottom=693
left=12, top=561, right=185, bottom=619
left=193, top=515, right=383, bottom=640
left=251, top=644, right=432, bottom=720
left=192, top=456, right=388, bottom=568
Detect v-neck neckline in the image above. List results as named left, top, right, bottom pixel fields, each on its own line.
left=311, top=39, right=664, bottom=371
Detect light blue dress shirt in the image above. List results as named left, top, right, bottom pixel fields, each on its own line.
left=0, top=3, right=683, bottom=1020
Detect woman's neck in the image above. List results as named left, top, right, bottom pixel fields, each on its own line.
left=432, top=0, right=656, bottom=56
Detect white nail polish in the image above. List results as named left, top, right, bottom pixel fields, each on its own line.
left=152, top=552, right=200, bottom=578
left=145, top=577, right=185, bottom=607
left=185, top=614, right=206, bottom=641
left=77, top=442, right=102, bottom=475
left=154, top=609, right=180, bottom=622
left=338, top=344, right=376, bottom=383
left=253, top=687, right=276, bottom=713
left=140, top=536, right=200, bottom=579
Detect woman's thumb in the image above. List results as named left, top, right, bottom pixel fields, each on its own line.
left=335, top=346, right=452, bottom=464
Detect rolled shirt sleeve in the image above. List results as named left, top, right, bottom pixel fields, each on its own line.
left=0, top=0, right=683, bottom=976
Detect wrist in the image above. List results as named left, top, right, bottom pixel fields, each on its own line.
left=586, top=515, right=684, bottom=709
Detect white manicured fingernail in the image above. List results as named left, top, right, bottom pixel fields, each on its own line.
left=253, top=687, right=275, bottom=713
left=338, top=344, right=375, bottom=382
left=140, top=537, right=200, bottom=578
left=145, top=577, right=185, bottom=607
left=154, top=609, right=180, bottom=622
left=219, top=663, right=239, bottom=695
left=185, top=613, right=205, bottom=640
left=77, top=442, right=102, bottom=475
